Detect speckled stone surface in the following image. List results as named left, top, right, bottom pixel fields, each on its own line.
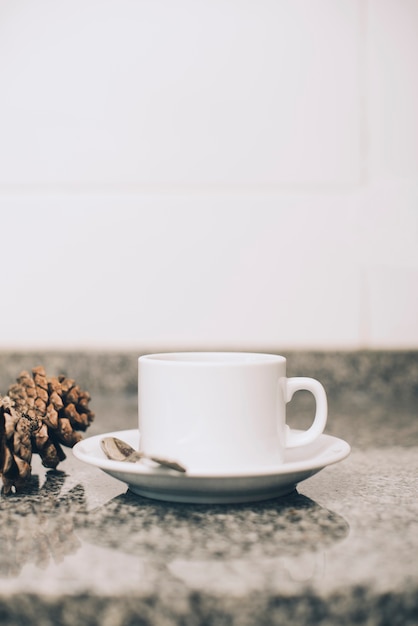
left=0, top=349, right=417, bottom=397
left=0, top=351, right=417, bottom=625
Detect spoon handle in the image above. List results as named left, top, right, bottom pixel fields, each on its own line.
left=100, top=437, right=187, bottom=473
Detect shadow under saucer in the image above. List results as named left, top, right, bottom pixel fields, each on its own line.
left=77, top=489, right=349, bottom=562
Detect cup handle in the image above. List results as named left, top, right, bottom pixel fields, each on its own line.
left=285, top=377, right=328, bottom=448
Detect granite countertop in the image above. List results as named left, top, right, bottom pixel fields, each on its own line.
left=0, top=351, right=417, bottom=625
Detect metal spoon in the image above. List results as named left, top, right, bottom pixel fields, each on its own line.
left=100, top=436, right=187, bottom=473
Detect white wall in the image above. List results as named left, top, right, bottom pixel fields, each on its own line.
left=0, top=0, right=417, bottom=350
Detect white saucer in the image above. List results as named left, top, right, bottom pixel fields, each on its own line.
left=73, top=429, right=350, bottom=504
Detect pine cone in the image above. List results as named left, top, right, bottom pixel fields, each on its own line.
left=0, top=395, right=40, bottom=495
left=1, top=366, right=95, bottom=493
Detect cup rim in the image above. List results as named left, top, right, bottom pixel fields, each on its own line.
left=138, top=352, right=286, bottom=366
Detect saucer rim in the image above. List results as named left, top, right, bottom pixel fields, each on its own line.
left=73, top=428, right=351, bottom=479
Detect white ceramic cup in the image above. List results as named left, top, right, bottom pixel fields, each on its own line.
left=138, top=352, right=327, bottom=474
